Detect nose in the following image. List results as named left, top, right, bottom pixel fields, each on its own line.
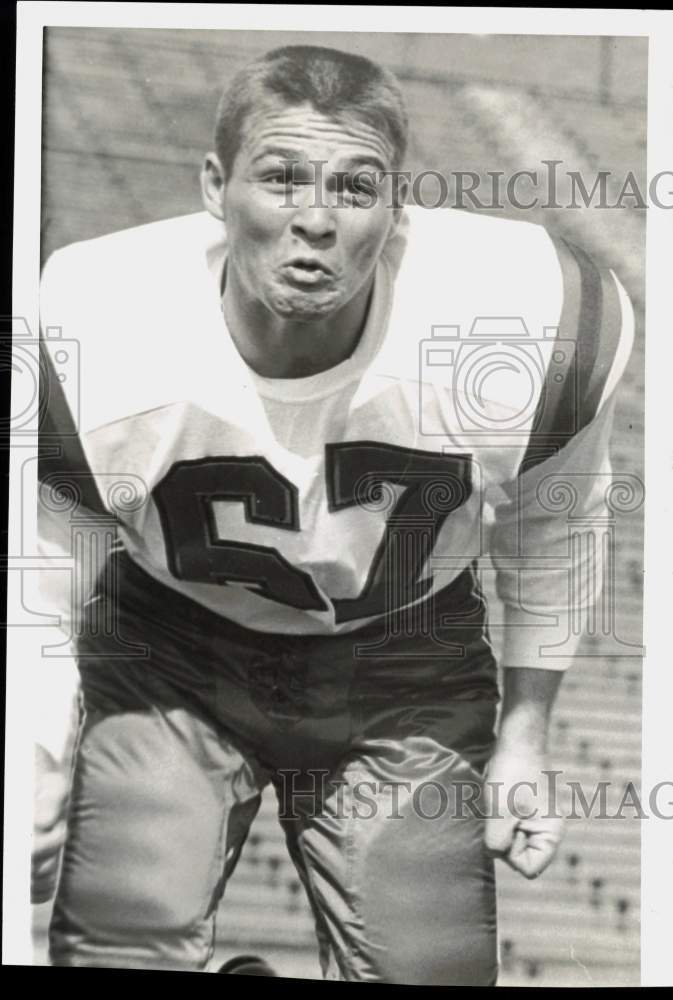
left=290, top=200, right=336, bottom=244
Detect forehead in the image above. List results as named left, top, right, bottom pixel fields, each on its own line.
left=235, top=102, right=395, bottom=169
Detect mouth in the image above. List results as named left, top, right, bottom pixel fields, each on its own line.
left=282, top=258, right=334, bottom=286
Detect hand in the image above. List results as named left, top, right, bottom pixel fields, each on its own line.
left=32, top=746, right=71, bottom=904
left=483, top=748, right=565, bottom=880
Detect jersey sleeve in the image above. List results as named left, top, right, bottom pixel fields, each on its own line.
left=488, top=237, right=635, bottom=670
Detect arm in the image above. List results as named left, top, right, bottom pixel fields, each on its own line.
left=31, top=492, right=86, bottom=904
left=32, top=500, right=118, bottom=903
left=484, top=244, right=635, bottom=877
left=32, top=687, right=79, bottom=904
left=497, top=666, right=563, bottom=757
left=484, top=668, right=565, bottom=879
left=483, top=405, right=617, bottom=878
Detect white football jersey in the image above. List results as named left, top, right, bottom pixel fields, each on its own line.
left=38, top=206, right=634, bottom=643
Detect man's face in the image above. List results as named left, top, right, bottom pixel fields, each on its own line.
left=204, top=103, right=402, bottom=322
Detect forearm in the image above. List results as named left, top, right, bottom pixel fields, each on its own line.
left=496, top=667, right=564, bottom=755
left=496, top=597, right=577, bottom=754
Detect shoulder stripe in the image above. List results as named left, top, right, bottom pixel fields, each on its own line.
left=596, top=270, right=635, bottom=411
left=517, top=236, right=582, bottom=474
left=517, top=236, right=628, bottom=478
left=570, top=242, right=623, bottom=427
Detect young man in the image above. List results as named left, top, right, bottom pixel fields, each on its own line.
left=34, top=45, right=634, bottom=982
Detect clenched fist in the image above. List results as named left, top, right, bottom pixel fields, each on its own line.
left=483, top=748, right=565, bottom=880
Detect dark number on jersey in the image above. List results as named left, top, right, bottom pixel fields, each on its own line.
left=153, top=442, right=472, bottom=623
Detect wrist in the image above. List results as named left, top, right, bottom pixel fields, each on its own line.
left=496, top=702, right=550, bottom=756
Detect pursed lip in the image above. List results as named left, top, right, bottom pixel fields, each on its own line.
left=283, top=256, right=334, bottom=276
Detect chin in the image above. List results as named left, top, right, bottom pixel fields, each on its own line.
left=270, top=289, right=342, bottom=322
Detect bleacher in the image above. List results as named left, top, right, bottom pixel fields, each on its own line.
left=35, top=28, right=646, bottom=984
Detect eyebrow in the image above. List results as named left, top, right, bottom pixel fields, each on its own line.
left=250, top=148, right=390, bottom=174
left=251, top=147, right=302, bottom=165
left=340, top=155, right=389, bottom=174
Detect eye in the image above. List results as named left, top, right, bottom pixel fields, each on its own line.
left=352, top=175, right=377, bottom=196
left=335, top=173, right=378, bottom=203
left=262, top=171, right=295, bottom=186
left=260, top=166, right=313, bottom=188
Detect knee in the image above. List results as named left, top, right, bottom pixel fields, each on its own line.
left=47, top=828, right=215, bottom=969
left=376, top=928, right=498, bottom=986
left=48, top=872, right=213, bottom=969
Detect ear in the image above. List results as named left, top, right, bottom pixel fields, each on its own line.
left=201, top=152, right=227, bottom=221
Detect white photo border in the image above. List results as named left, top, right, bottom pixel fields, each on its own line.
left=8, top=3, right=673, bottom=984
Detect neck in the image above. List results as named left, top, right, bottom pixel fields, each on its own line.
left=221, top=271, right=375, bottom=379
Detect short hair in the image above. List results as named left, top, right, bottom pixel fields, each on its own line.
left=214, top=44, right=409, bottom=176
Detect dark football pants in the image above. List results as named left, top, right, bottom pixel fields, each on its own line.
left=50, top=553, right=499, bottom=983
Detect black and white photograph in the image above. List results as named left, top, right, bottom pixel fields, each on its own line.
left=5, top=3, right=673, bottom=987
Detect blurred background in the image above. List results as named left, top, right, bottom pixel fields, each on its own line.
left=36, top=29, right=646, bottom=986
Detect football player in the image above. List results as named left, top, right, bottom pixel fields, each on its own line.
left=34, top=45, right=634, bottom=982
